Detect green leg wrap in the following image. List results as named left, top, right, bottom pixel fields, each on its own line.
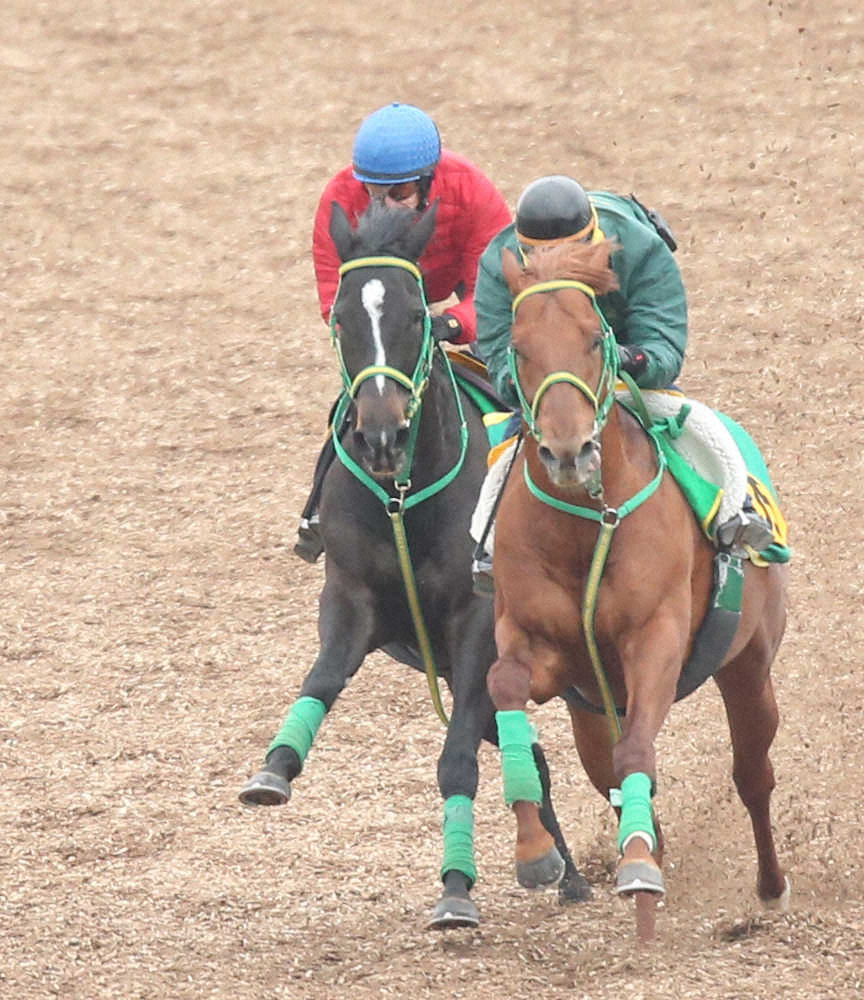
left=267, top=696, right=327, bottom=764
left=617, top=771, right=657, bottom=853
left=441, top=795, right=476, bottom=888
left=496, top=710, right=542, bottom=806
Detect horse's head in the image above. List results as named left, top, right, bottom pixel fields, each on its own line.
left=502, top=239, right=620, bottom=490
left=329, top=200, right=438, bottom=479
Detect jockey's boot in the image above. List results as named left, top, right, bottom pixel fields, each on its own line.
left=293, top=424, right=340, bottom=564
left=294, top=513, right=323, bottom=564
left=471, top=548, right=495, bottom=597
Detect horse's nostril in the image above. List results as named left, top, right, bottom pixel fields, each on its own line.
left=579, top=440, right=598, bottom=462
left=352, top=429, right=370, bottom=451
left=394, top=426, right=410, bottom=450
left=538, top=445, right=554, bottom=465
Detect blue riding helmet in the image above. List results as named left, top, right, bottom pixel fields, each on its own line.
left=352, top=103, right=442, bottom=184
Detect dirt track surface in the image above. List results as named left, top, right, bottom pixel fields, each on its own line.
left=3, top=1, right=863, bottom=997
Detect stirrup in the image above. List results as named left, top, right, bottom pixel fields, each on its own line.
left=294, top=515, right=323, bottom=564
left=471, top=551, right=494, bottom=597
left=716, top=509, right=773, bottom=554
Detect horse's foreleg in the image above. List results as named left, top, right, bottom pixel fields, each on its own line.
left=715, top=651, right=789, bottom=909
left=428, top=620, right=493, bottom=928
left=565, top=699, right=618, bottom=799
left=239, top=586, right=374, bottom=806
left=608, top=621, right=686, bottom=932
left=487, top=653, right=564, bottom=890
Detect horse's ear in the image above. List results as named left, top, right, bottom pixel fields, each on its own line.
left=329, top=201, right=356, bottom=262
left=402, top=199, right=439, bottom=262
left=501, top=246, right=524, bottom=295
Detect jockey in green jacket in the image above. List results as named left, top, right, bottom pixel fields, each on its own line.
left=470, top=175, right=775, bottom=587
left=474, top=175, right=687, bottom=405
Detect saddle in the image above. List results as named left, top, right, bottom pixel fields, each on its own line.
left=445, top=348, right=516, bottom=452
left=616, top=386, right=790, bottom=565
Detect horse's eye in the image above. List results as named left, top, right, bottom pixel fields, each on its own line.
left=414, top=309, right=425, bottom=325
left=592, top=334, right=603, bottom=351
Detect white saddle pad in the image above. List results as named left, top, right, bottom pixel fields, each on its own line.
left=469, top=438, right=518, bottom=552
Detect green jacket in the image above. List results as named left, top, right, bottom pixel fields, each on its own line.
left=474, top=192, right=688, bottom=407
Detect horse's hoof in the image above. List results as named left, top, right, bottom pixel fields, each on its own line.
left=238, top=770, right=292, bottom=807
left=761, top=875, right=791, bottom=912
left=616, top=860, right=665, bottom=897
left=558, top=871, right=593, bottom=904
left=428, top=895, right=480, bottom=930
left=516, top=847, right=565, bottom=889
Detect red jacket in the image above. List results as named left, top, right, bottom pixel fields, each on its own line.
left=312, top=150, right=511, bottom=344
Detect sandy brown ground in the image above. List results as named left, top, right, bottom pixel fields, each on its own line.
left=2, top=1, right=863, bottom=997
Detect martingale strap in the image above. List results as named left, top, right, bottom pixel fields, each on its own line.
left=523, top=432, right=666, bottom=744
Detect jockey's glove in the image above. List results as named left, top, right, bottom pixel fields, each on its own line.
left=430, top=314, right=462, bottom=342
left=617, top=344, right=648, bottom=378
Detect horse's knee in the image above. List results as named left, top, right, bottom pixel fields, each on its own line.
left=487, top=657, right=531, bottom=710
left=612, top=738, right=656, bottom=788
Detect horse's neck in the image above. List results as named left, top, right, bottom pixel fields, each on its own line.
left=595, top=403, right=662, bottom=506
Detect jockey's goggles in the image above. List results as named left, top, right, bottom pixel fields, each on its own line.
left=364, top=180, right=420, bottom=204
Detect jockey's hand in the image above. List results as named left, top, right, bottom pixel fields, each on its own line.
left=618, top=344, right=648, bottom=378
left=430, top=314, right=462, bottom=342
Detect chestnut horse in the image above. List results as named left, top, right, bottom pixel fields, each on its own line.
left=486, top=239, right=789, bottom=940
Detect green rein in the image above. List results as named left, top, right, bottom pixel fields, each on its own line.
left=329, top=255, right=470, bottom=726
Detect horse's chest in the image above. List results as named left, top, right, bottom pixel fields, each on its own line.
left=514, top=583, right=624, bottom=703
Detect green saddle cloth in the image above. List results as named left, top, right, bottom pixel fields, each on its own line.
left=633, top=402, right=791, bottom=566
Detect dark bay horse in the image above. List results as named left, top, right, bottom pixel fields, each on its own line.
left=486, top=239, right=789, bottom=940
left=239, top=201, right=590, bottom=928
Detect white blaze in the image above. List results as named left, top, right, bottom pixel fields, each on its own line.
left=361, top=278, right=387, bottom=394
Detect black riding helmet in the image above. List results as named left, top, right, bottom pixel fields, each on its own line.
left=515, top=175, right=596, bottom=246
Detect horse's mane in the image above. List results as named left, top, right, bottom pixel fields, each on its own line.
left=346, top=201, right=426, bottom=262
left=523, top=239, right=620, bottom=296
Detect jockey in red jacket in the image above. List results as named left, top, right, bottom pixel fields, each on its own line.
left=295, top=103, right=512, bottom=562
left=311, top=107, right=511, bottom=345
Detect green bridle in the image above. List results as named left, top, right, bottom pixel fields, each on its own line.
left=507, top=279, right=619, bottom=446
left=328, top=254, right=470, bottom=726
left=331, top=255, right=435, bottom=423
